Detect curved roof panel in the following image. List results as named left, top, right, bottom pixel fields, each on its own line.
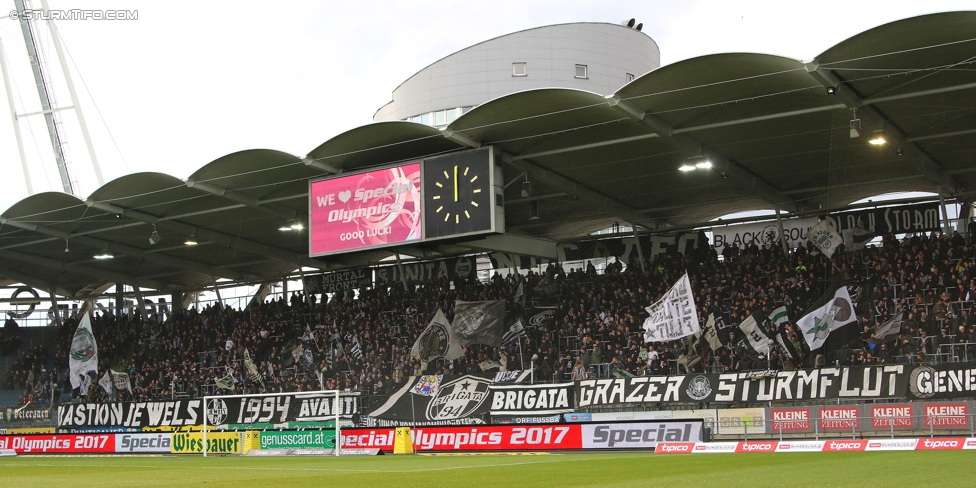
left=306, top=121, right=461, bottom=172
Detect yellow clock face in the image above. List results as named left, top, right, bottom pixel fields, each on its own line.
left=424, top=151, right=493, bottom=238
left=431, top=164, right=483, bottom=224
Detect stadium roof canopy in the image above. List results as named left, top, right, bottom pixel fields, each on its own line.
left=1, top=12, right=974, bottom=298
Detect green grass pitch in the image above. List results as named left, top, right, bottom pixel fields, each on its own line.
left=1, top=451, right=973, bottom=487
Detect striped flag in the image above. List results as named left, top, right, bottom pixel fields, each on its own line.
left=769, top=306, right=790, bottom=327
left=350, top=335, right=363, bottom=360
left=501, top=319, right=527, bottom=344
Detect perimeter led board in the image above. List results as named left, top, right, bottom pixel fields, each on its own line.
left=309, top=163, right=422, bottom=256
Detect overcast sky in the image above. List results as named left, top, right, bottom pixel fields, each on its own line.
left=0, top=0, right=972, bottom=213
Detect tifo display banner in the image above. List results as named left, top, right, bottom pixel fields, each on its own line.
left=114, top=433, right=172, bottom=453
left=170, top=432, right=240, bottom=454
left=488, top=383, right=574, bottom=416
left=302, top=269, right=371, bottom=294
left=309, top=163, right=422, bottom=256
left=0, top=434, right=113, bottom=454
left=204, top=393, right=359, bottom=426
left=57, top=400, right=203, bottom=428
left=825, top=202, right=941, bottom=234
left=366, top=374, right=494, bottom=426
left=711, top=218, right=817, bottom=254
left=342, top=421, right=701, bottom=451
left=576, top=365, right=917, bottom=406
left=258, top=430, right=336, bottom=450
left=373, top=256, right=477, bottom=286
left=906, top=364, right=976, bottom=399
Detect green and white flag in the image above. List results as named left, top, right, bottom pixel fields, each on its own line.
left=796, top=287, right=857, bottom=350
left=69, top=312, right=98, bottom=390
left=215, top=373, right=236, bottom=390
left=769, top=306, right=790, bottom=327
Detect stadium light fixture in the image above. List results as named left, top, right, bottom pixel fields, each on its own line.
left=64, top=239, right=69, bottom=253
left=149, top=225, right=161, bottom=245
left=869, top=129, right=886, bottom=145
left=678, top=164, right=696, bottom=172
left=695, top=160, right=713, bottom=169
left=184, top=234, right=198, bottom=246
left=290, top=221, right=304, bottom=231
left=93, top=248, right=114, bottom=260
left=849, top=109, right=861, bottom=138
left=529, top=201, right=540, bottom=220
left=825, top=86, right=836, bottom=96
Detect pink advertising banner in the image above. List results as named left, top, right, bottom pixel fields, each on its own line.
left=309, top=163, right=422, bottom=255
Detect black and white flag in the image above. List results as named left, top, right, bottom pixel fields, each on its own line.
left=702, top=314, right=724, bottom=351
left=809, top=219, right=843, bottom=258
left=411, top=309, right=464, bottom=362
left=350, top=335, right=364, bottom=360
left=453, top=300, right=507, bottom=347
left=642, top=272, right=700, bottom=342
left=738, top=314, right=771, bottom=356
left=514, top=282, right=524, bottom=305
left=98, top=371, right=114, bottom=395
left=111, top=370, right=132, bottom=394
left=301, top=324, right=314, bottom=342
left=501, top=319, right=527, bottom=344
left=244, top=348, right=263, bottom=384
left=869, top=311, right=904, bottom=345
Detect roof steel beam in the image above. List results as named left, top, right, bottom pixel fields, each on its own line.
left=443, top=125, right=659, bottom=229
left=607, top=95, right=802, bottom=213
left=0, top=249, right=168, bottom=292
left=0, top=218, right=249, bottom=281
left=184, top=179, right=299, bottom=220
left=804, top=62, right=962, bottom=194
left=301, top=157, right=342, bottom=175
left=86, top=200, right=333, bottom=271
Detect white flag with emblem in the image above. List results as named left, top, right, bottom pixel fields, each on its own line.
left=642, top=273, right=700, bottom=342
left=797, top=286, right=857, bottom=350
left=808, top=219, right=843, bottom=258
left=69, top=312, right=98, bottom=390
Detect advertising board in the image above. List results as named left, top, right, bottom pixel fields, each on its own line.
left=0, top=433, right=113, bottom=453
left=309, top=163, right=422, bottom=256
left=170, top=432, right=240, bottom=454
left=341, top=420, right=701, bottom=452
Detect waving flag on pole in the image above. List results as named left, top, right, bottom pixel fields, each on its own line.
left=642, top=273, right=700, bottom=342
left=797, top=286, right=857, bottom=350
left=69, top=312, right=98, bottom=390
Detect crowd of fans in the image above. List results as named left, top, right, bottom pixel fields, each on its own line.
left=2, top=228, right=975, bottom=409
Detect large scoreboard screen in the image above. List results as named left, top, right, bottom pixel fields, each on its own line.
left=309, top=148, right=503, bottom=257
left=309, top=163, right=422, bottom=256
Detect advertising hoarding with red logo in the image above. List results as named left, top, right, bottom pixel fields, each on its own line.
left=915, top=438, right=966, bottom=450
left=309, top=163, right=422, bottom=256
left=770, top=408, right=810, bottom=432
left=655, top=442, right=696, bottom=454
left=775, top=441, right=825, bottom=452
left=923, top=403, right=968, bottom=428
left=822, top=440, right=867, bottom=452
left=865, top=439, right=918, bottom=451
left=818, top=407, right=859, bottom=431
left=870, top=405, right=914, bottom=429
left=341, top=421, right=701, bottom=452
left=0, top=434, right=114, bottom=453
left=735, top=441, right=776, bottom=453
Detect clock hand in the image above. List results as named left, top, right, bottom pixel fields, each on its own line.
left=453, top=165, right=458, bottom=202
